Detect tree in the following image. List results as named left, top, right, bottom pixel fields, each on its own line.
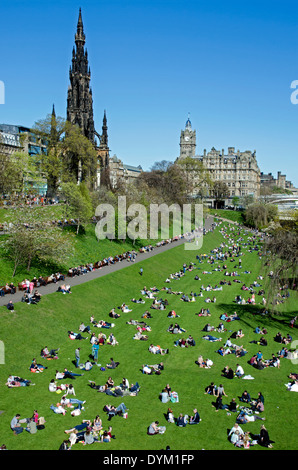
left=212, top=181, right=230, bottom=209
left=61, top=121, right=98, bottom=188
left=60, top=182, right=93, bottom=234
left=32, top=115, right=98, bottom=196
left=32, top=112, right=65, bottom=198
left=0, top=150, right=45, bottom=196
left=262, top=226, right=298, bottom=310
left=244, top=202, right=278, bottom=229
left=176, top=156, right=212, bottom=199
left=232, top=196, right=240, bottom=209
left=2, top=205, right=74, bottom=276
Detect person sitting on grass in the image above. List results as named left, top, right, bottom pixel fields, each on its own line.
left=176, top=413, right=188, bottom=427
left=41, top=346, right=60, bottom=359
left=6, top=300, right=15, bottom=312
left=29, top=358, right=47, bottom=373
left=147, top=421, right=166, bottom=435
left=189, top=408, right=201, bottom=424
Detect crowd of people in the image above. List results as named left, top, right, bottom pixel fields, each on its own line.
left=4, top=218, right=296, bottom=451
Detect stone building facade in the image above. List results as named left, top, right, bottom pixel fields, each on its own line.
left=260, top=171, right=294, bottom=191
left=178, top=117, right=261, bottom=198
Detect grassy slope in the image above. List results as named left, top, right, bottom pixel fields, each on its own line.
left=0, top=205, right=187, bottom=285
left=0, top=225, right=297, bottom=451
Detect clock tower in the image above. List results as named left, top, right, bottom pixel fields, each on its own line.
left=179, top=115, right=196, bottom=159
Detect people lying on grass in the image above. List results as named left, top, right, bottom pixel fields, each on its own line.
left=68, top=331, right=88, bottom=340
left=220, top=312, right=240, bottom=322
left=202, top=334, right=222, bottom=342
left=29, top=358, right=47, bottom=373
left=133, top=331, right=149, bottom=341
left=285, top=380, right=298, bottom=392
left=167, top=323, right=186, bottom=334
left=148, top=344, right=169, bottom=355
left=104, top=402, right=128, bottom=421
left=55, top=369, right=84, bottom=380
left=50, top=402, right=68, bottom=415
left=130, top=298, right=145, bottom=304
left=249, top=336, right=268, bottom=346
left=120, top=303, right=132, bottom=313
left=6, top=375, right=34, bottom=387
left=93, top=319, right=115, bottom=329
left=127, top=318, right=149, bottom=327
left=223, top=343, right=247, bottom=357
left=142, top=363, right=164, bottom=374
left=60, top=395, right=86, bottom=410
left=78, top=322, right=92, bottom=334
left=41, top=346, right=60, bottom=359
left=64, top=419, right=92, bottom=439
left=236, top=409, right=266, bottom=424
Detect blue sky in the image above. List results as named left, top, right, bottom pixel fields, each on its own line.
left=1, top=0, right=298, bottom=186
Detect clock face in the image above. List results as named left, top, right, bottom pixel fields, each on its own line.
left=185, top=136, right=190, bottom=142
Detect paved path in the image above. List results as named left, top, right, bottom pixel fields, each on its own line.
left=0, top=215, right=216, bottom=307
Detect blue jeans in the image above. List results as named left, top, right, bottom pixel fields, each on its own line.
left=130, top=382, right=139, bottom=393
left=116, top=403, right=127, bottom=414
left=64, top=371, right=83, bottom=378
left=69, top=399, right=84, bottom=405
left=11, top=427, right=23, bottom=434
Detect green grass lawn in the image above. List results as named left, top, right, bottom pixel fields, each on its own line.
left=0, top=224, right=297, bottom=451
left=208, top=208, right=245, bottom=224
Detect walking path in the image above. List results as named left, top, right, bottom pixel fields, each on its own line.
left=0, top=216, right=217, bottom=307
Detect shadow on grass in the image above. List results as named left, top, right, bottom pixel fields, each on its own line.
left=218, top=302, right=298, bottom=331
